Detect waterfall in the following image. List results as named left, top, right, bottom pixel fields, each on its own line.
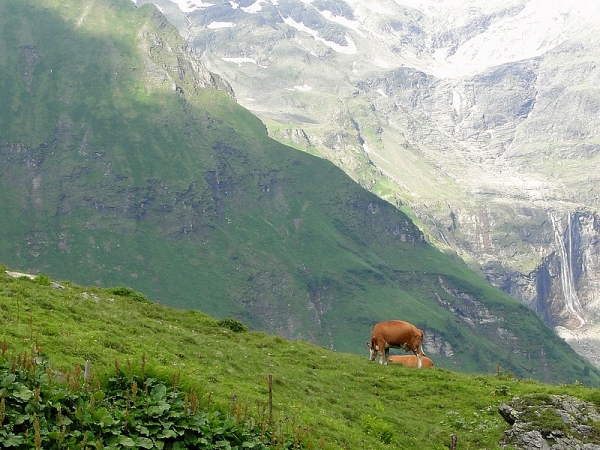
left=549, top=212, right=585, bottom=327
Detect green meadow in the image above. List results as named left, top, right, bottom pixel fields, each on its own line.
left=1, top=269, right=599, bottom=449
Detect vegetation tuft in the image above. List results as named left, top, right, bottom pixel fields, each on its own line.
left=0, top=347, right=302, bottom=449
left=108, top=287, right=149, bottom=303
left=218, top=319, right=248, bottom=334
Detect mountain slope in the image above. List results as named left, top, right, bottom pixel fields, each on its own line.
left=149, top=0, right=600, bottom=366
left=0, top=0, right=598, bottom=384
left=3, top=270, right=600, bottom=449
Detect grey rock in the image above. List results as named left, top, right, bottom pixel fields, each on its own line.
left=499, top=395, right=600, bottom=449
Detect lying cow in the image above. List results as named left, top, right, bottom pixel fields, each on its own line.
left=367, top=320, right=426, bottom=367
left=387, top=355, right=434, bottom=368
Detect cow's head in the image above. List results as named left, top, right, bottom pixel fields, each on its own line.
left=366, top=341, right=378, bottom=361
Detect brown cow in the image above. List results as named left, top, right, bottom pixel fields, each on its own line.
left=387, top=355, right=434, bottom=368
left=366, top=320, right=426, bottom=367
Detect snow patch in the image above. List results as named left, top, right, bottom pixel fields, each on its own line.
left=375, top=89, right=388, bottom=98
left=222, top=57, right=256, bottom=65
left=396, top=0, right=600, bottom=77
left=208, top=21, right=235, bottom=29
left=452, top=89, right=461, bottom=114
left=294, top=84, right=313, bottom=91
left=282, top=16, right=357, bottom=55
left=361, top=2, right=393, bottom=15
left=242, top=0, right=268, bottom=14
left=374, top=58, right=389, bottom=68
left=167, top=0, right=214, bottom=12
left=319, top=10, right=365, bottom=37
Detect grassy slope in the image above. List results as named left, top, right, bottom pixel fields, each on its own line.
left=1, top=270, right=599, bottom=449
left=0, top=0, right=599, bottom=386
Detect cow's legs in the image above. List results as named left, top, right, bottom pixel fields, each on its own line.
left=384, top=347, right=390, bottom=365
left=376, top=340, right=386, bottom=364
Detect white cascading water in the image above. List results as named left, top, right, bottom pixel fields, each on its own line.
left=549, top=212, right=585, bottom=327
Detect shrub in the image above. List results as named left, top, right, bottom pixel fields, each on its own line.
left=218, top=318, right=248, bottom=333
left=0, top=347, right=298, bottom=449
left=33, top=274, right=51, bottom=286
left=108, top=286, right=148, bottom=303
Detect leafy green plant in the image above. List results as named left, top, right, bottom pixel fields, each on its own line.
left=0, top=347, right=300, bottom=449
left=441, top=408, right=500, bottom=434
left=360, top=414, right=395, bottom=444
left=491, top=384, right=511, bottom=397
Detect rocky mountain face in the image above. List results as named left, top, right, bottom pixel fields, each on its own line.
left=134, top=0, right=600, bottom=367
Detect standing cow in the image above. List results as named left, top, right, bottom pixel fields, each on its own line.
left=367, top=320, right=426, bottom=368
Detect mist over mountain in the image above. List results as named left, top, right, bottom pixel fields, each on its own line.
left=137, top=0, right=600, bottom=367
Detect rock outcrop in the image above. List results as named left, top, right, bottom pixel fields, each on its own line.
left=499, top=395, right=600, bottom=449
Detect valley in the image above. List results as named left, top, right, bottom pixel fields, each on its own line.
left=0, top=0, right=598, bottom=385
left=136, top=0, right=600, bottom=367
